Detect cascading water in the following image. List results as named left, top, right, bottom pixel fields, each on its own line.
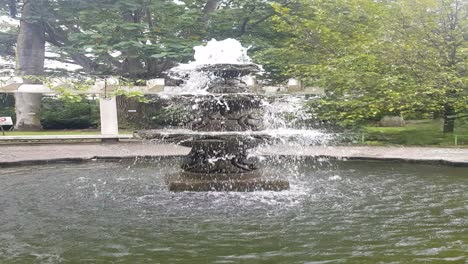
left=137, top=38, right=329, bottom=191
left=163, top=38, right=329, bottom=145
left=164, top=38, right=257, bottom=94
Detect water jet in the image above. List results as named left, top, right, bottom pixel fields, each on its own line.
left=137, top=40, right=290, bottom=191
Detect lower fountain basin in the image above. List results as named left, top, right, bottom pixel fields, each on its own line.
left=136, top=130, right=285, bottom=191
left=167, top=172, right=289, bottom=192
left=1, top=158, right=466, bottom=263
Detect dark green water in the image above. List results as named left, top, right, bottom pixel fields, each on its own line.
left=0, top=158, right=466, bottom=263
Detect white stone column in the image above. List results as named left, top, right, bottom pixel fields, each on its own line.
left=99, top=96, right=119, bottom=136
left=287, top=78, right=303, bottom=93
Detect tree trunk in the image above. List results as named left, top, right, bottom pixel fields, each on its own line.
left=8, top=0, right=17, bottom=17
left=120, top=10, right=145, bottom=78
left=15, top=0, right=45, bottom=131
left=202, top=0, right=220, bottom=26
left=203, top=0, right=220, bottom=16
left=443, top=103, right=455, bottom=133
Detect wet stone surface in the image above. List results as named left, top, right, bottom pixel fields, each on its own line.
left=139, top=62, right=288, bottom=191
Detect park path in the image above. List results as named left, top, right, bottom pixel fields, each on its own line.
left=1, top=142, right=468, bottom=165
left=0, top=142, right=188, bottom=164
left=257, top=145, right=468, bottom=164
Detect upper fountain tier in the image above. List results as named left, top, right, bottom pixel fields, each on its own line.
left=197, top=63, right=260, bottom=93
left=197, top=63, right=260, bottom=79
left=167, top=39, right=262, bottom=94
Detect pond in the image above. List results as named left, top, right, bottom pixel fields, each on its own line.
left=0, top=158, right=466, bottom=263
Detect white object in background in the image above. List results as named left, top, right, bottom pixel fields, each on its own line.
left=0, top=77, right=23, bottom=91
left=0, top=116, right=13, bottom=126
left=18, top=84, right=53, bottom=94
left=94, top=77, right=120, bottom=95
left=99, top=96, right=119, bottom=136
left=245, top=76, right=258, bottom=93
left=303, top=87, right=325, bottom=95
left=287, top=78, right=303, bottom=92
left=49, top=78, right=73, bottom=89
left=245, top=76, right=256, bottom=86
left=146, top=78, right=165, bottom=93
left=262, top=86, right=281, bottom=94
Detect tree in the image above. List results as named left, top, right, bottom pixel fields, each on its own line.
left=387, top=0, right=467, bottom=133
left=266, top=0, right=407, bottom=126
left=15, top=0, right=46, bottom=131
left=264, top=0, right=467, bottom=131
left=39, top=0, right=211, bottom=78
left=3, top=0, right=289, bottom=130
left=44, top=0, right=285, bottom=78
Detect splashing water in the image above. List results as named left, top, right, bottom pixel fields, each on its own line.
left=193, top=38, right=252, bottom=65
left=165, top=38, right=260, bottom=94
left=159, top=38, right=331, bottom=147
left=262, top=96, right=312, bottom=129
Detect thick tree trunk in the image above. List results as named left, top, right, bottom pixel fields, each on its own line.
left=120, top=10, right=145, bottom=78
left=8, top=0, right=17, bottom=17
left=202, top=0, right=220, bottom=25
left=443, top=103, right=455, bottom=133
left=15, top=0, right=45, bottom=131
left=203, top=0, right=220, bottom=16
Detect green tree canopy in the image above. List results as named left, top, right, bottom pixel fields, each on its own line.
left=265, top=0, right=467, bottom=131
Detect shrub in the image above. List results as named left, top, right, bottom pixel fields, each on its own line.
left=41, top=96, right=99, bottom=129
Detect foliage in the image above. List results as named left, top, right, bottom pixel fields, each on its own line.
left=3, top=0, right=467, bottom=133
left=266, top=0, right=467, bottom=130
left=0, top=94, right=15, bottom=129
left=362, top=119, right=468, bottom=146
left=1, top=0, right=288, bottom=78
left=40, top=96, right=99, bottom=129
left=0, top=2, right=18, bottom=59
left=56, top=0, right=203, bottom=75
left=116, top=95, right=192, bottom=129
left=206, top=0, right=292, bottom=82
left=149, top=104, right=192, bottom=127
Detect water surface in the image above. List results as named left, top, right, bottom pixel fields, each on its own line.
left=0, top=158, right=466, bottom=263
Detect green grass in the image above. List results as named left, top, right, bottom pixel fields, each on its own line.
left=2, top=119, right=467, bottom=147
left=0, top=130, right=133, bottom=136
left=362, top=119, right=468, bottom=146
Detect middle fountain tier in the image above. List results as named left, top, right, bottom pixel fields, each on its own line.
left=137, top=63, right=289, bottom=191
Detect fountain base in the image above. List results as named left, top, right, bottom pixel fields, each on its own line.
left=167, top=173, right=289, bottom=192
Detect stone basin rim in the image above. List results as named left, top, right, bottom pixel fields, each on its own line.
left=2, top=155, right=468, bottom=168
left=134, top=130, right=278, bottom=137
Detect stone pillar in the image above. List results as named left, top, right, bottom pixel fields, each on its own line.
left=146, top=78, right=165, bottom=93
left=287, top=78, right=303, bottom=93
left=99, top=96, right=119, bottom=136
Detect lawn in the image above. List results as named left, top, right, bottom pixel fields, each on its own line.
left=0, top=130, right=133, bottom=136
left=1, top=119, right=467, bottom=147
left=362, top=119, right=468, bottom=146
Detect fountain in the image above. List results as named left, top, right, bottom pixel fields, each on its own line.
left=2, top=39, right=467, bottom=263
left=136, top=39, right=289, bottom=191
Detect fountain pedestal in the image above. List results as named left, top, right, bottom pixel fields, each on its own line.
left=167, top=175, right=289, bottom=192
left=176, top=134, right=288, bottom=191
left=136, top=131, right=290, bottom=191
left=138, top=63, right=289, bottom=191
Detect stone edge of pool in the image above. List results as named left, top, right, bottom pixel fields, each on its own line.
left=1, top=154, right=468, bottom=168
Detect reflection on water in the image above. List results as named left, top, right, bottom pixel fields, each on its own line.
left=0, top=158, right=467, bottom=263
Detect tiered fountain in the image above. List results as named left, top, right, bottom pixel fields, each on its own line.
left=136, top=39, right=289, bottom=191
